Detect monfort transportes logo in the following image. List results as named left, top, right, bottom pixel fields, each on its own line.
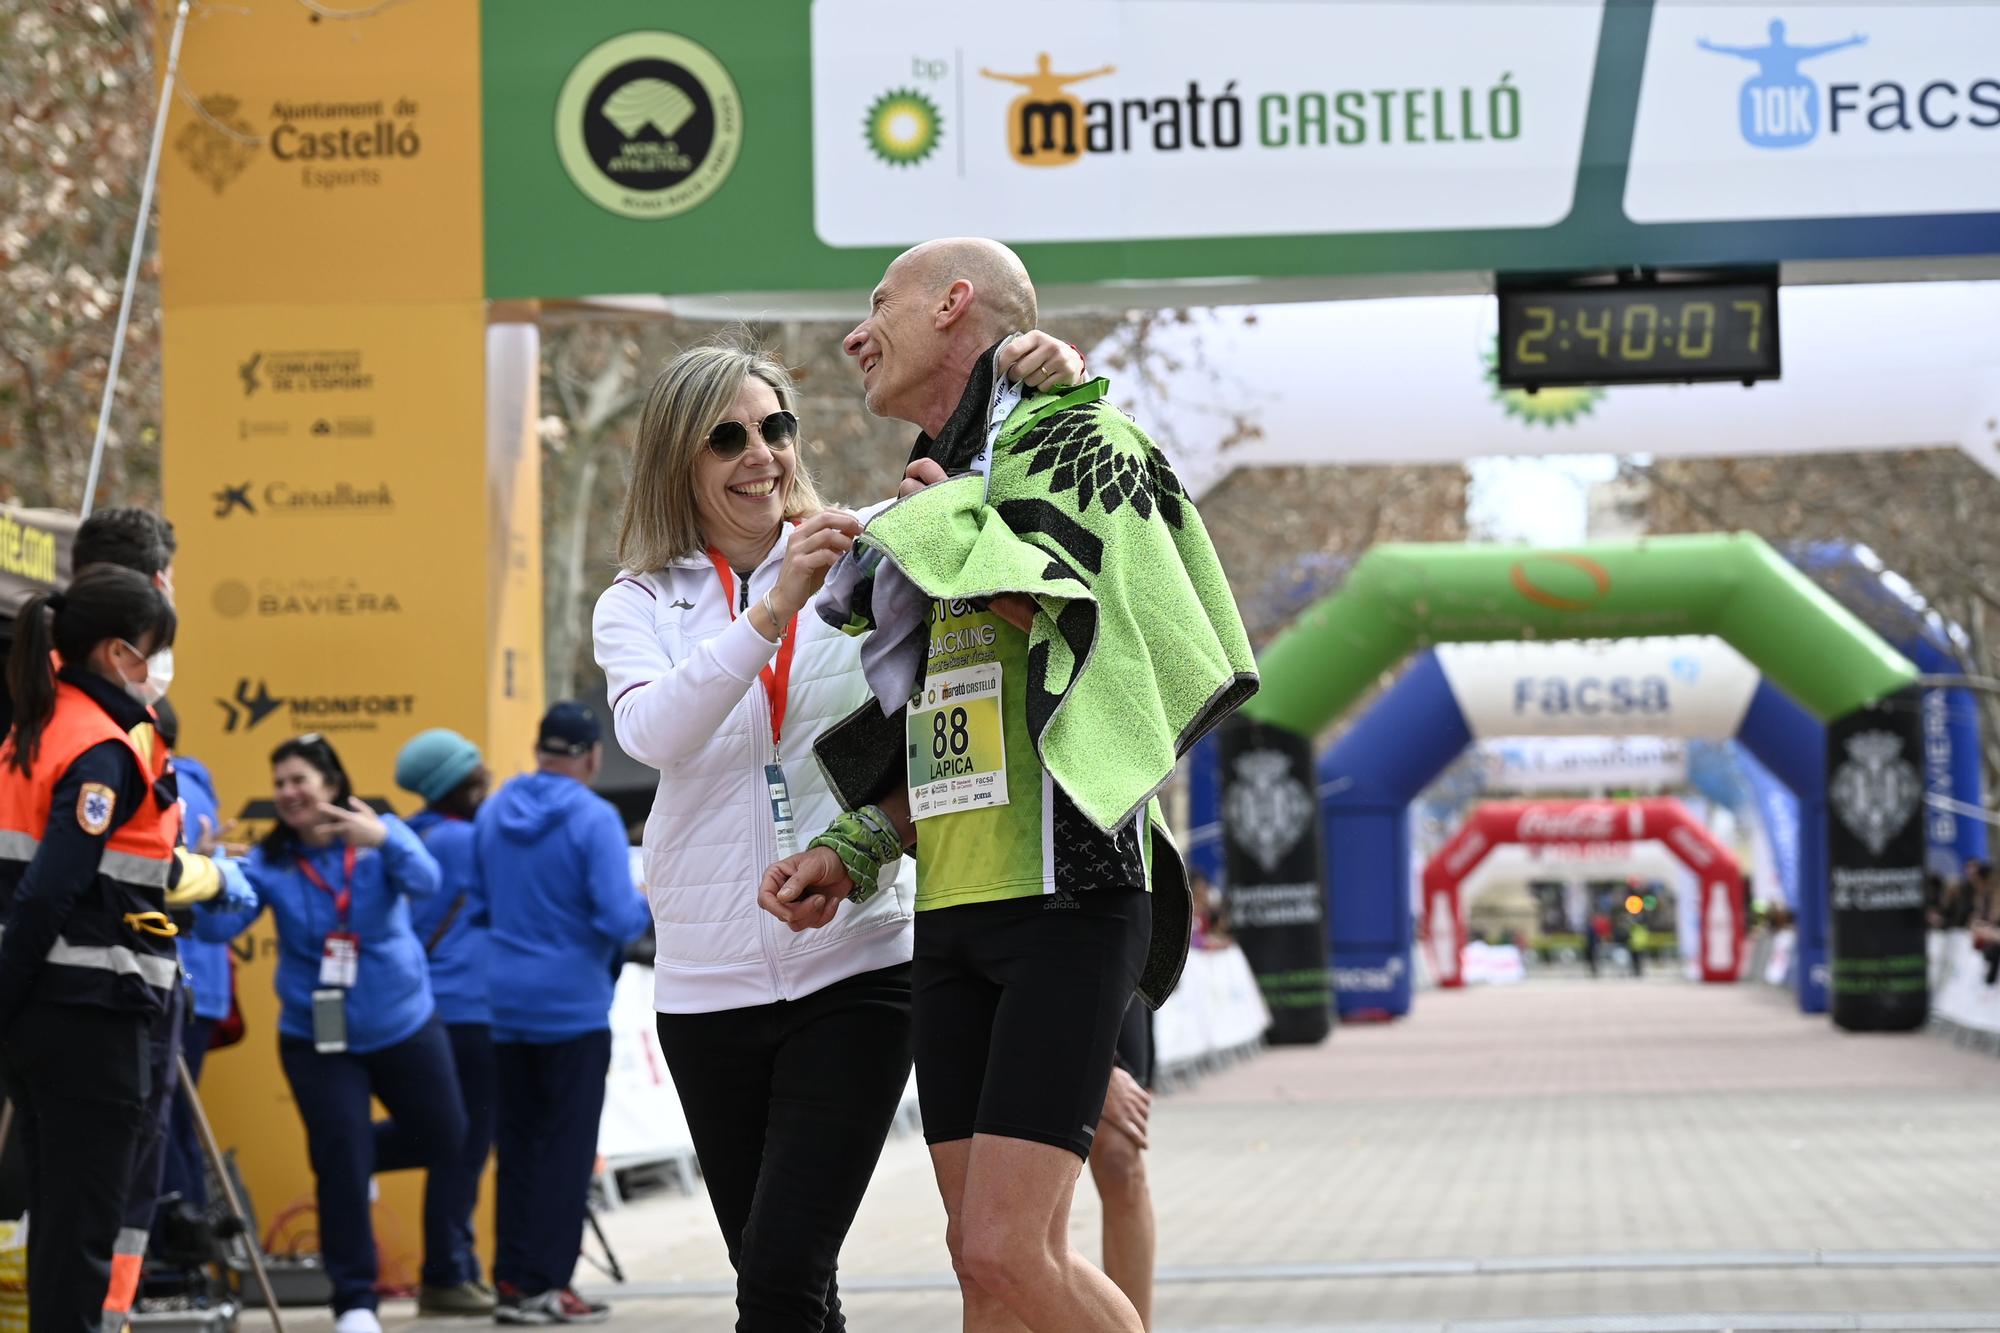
left=555, top=31, right=742, bottom=220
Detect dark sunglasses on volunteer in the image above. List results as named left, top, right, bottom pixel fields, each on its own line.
left=706, top=410, right=799, bottom=461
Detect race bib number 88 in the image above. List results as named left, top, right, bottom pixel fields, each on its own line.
left=908, top=661, right=1009, bottom=820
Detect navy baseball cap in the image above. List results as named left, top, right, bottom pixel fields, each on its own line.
left=537, top=700, right=601, bottom=756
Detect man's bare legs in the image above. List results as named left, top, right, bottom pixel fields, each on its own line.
left=932, top=1134, right=1144, bottom=1332
left=1089, top=1081, right=1155, bottom=1329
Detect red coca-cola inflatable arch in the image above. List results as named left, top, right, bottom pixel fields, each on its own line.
left=1422, top=797, right=1745, bottom=987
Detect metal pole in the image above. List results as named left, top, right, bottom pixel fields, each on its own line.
left=80, top=0, right=193, bottom=519
left=0, top=1099, right=12, bottom=1158
left=1918, top=672, right=2000, bottom=697
left=176, top=1055, right=285, bottom=1333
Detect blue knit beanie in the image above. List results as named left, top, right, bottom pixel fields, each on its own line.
left=395, top=729, right=482, bottom=805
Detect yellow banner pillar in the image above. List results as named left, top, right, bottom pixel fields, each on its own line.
left=156, top=0, right=536, bottom=1282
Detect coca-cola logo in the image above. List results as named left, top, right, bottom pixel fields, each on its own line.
left=1517, top=805, right=1628, bottom=842
left=1667, top=826, right=1715, bottom=868
left=1443, top=830, right=1490, bottom=875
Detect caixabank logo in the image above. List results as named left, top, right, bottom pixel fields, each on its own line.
left=216, top=678, right=418, bottom=736
left=210, top=480, right=395, bottom=520
left=555, top=31, right=742, bottom=219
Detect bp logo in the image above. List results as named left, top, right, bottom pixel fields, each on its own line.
left=1483, top=338, right=1604, bottom=427
left=1223, top=749, right=1313, bottom=875
left=865, top=89, right=943, bottom=167
left=555, top=31, right=742, bottom=220
left=1830, top=730, right=1920, bottom=857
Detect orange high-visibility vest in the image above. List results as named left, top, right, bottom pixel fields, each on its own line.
left=0, top=681, right=182, bottom=1009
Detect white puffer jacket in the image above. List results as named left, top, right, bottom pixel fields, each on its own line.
left=592, top=521, right=915, bottom=1014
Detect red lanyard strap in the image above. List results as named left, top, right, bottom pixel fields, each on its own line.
left=297, top=844, right=357, bottom=929
left=706, top=549, right=799, bottom=748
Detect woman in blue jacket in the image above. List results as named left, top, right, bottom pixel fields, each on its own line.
left=384, top=729, right=496, bottom=1316
left=197, top=734, right=466, bottom=1333
left=153, top=698, right=236, bottom=1215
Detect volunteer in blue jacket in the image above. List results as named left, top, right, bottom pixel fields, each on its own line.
left=476, top=702, right=651, bottom=1325
left=153, top=699, right=238, bottom=1217
left=196, top=734, right=466, bottom=1333
left=386, top=728, right=497, bottom=1317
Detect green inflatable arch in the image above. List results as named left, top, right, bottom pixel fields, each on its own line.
left=1245, top=533, right=1916, bottom=732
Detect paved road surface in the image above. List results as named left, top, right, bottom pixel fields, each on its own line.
left=241, top=974, right=2000, bottom=1331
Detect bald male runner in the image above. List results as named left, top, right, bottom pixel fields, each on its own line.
left=761, top=239, right=1252, bottom=1333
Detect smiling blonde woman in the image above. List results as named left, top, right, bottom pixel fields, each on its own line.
left=592, top=330, right=1082, bottom=1331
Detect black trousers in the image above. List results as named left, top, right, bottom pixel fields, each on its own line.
left=654, top=963, right=913, bottom=1333
left=493, top=1031, right=611, bottom=1297
left=121, top=985, right=185, bottom=1234
left=279, top=1018, right=467, bottom=1314
left=159, top=1015, right=216, bottom=1213
left=376, top=1021, right=496, bottom=1287
left=0, top=1000, right=151, bottom=1333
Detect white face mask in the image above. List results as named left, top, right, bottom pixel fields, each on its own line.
left=118, top=641, right=174, bottom=707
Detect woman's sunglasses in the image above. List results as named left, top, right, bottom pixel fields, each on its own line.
left=706, top=411, right=798, bottom=461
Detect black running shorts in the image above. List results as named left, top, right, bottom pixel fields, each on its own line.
left=1112, top=993, right=1155, bottom=1092
left=912, top=887, right=1152, bottom=1159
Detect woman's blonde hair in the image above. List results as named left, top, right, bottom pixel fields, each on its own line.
left=616, top=339, right=826, bottom=572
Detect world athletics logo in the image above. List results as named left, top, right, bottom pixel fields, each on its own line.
left=1696, top=18, right=1866, bottom=148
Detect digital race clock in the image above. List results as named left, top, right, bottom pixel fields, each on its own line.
left=1495, top=270, right=1780, bottom=390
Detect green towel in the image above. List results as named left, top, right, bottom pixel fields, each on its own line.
left=856, top=377, right=1259, bottom=834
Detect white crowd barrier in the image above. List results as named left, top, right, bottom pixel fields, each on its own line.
left=1154, top=944, right=1272, bottom=1083
left=597, top=944, right=1274, bottom=1197
left=597, top=964, right=699, bottom=1206
left=1460, top=941, right=1528, bottom=986
left=1929, top=929, right=2000, bottom=1043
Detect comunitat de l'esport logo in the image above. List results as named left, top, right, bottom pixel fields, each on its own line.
left=215, top=678, right=418, bottom=736
left=555, top=30, right=743, bottom=219
left=873, top=51, right=1524, bottom=169
left=1697, top=19, right=2000, bottom=149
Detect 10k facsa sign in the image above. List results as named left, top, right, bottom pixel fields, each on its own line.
left=1627, top=3, right=2000, bottom=222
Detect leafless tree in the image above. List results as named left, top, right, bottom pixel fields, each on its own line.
left=1, top=1, right=160, bottom=509
left=1642, top=449, right=2000, bottom=786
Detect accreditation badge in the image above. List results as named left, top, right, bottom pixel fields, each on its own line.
left=907, top=661, right=1009, bottom=821
left=765, top=763, right=799, bottom=859
left=319, top=932, right=360, bottom=989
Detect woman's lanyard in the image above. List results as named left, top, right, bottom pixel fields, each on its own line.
left=298, top=845, right=360, bottom=988
left=706, top=549, right=802, bottom=856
